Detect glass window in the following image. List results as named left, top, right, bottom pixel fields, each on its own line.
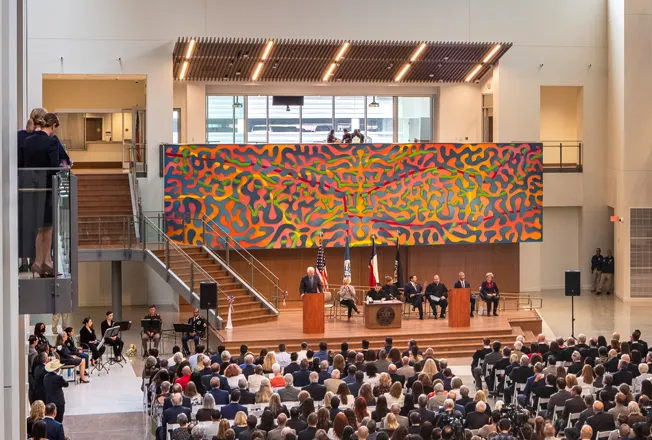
left=334, top=96, right=364, bottom=140
left=234, top=97, right=245, bottom=143
left=397, top=97, right=433, bottom=143
left=206, top=96, right=242, bottom=143
left=173, top=108, right=180, bottom=143
left=366, top=96, right=394, bottom=143
left=246, top=96, right=268, bottom=143
left=301, top=96, right=333, bottom=144
left=268, top=96, right=300, bottom=144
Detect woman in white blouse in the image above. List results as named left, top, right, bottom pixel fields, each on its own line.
left=338, top=278, right=360, bottom=321
left=383, top=382, right=405, bottom=407
left=248, top=365, right=265, bottom=393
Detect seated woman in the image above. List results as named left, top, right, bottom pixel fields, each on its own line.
left=63, top=327, right=89, bottom=369
left=248, top=365, right=265, bottom=393
left=79, top=317, right=105, bottom=362
left=55, top=332, right=90, bottom=383
left=27, top=400, right=45, bottom=438
left=479, top=272, right=500, bottom=316
left=100, top=311, right=124, bottom=362
left=338, top=278, right=360, bottom=321
left=255, top=377, right=273, bottom=403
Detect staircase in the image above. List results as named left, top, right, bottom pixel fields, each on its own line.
left=152, top=246, right=278, bottom=327
left=77, top=173, right=135, bottom=247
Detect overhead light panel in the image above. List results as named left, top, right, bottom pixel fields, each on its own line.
left=179, top=60, right=189, bottom=80
left=322, top=62, right=337, bottom=81
left=252, top=61, right=264, bottom=81
left=261, top=40, right=274, bottom=61
left=482, top=44, right=502, bottom=63
left=368, top=97, right=379, bottom=108
left=410, top=43, right=427, bottom=62
left=185, top=39, right=196, bottom=59
left=465, top=64, right=483, bottom=82
left=395, top=63, right=410, bottom=82
left=335, top=42, right=350, bottom=61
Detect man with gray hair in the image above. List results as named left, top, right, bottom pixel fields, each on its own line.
left=568, top=351, right=584, bottom=375
left=161, top=392, right=191, bottom=433
left=300, top=266, right=323, bottom=297
left=318, top=360, right=330, bottom=384
left=281, top=427, right=297, bottom=440
left=238, top=378, right=256, bottom=404
left=464, top=400, right=489, bottom=429
left=397, top=356, right=415, bottom=378
left=278, top=374, right=300, bottom=402
left=190, top=424, right=205, bottom=440
left=427, top=383, right=447, bottom=410
left=357, top=425, right=369, bottom=440
left=324, top=369, right=343, bottom=393
left=268, top=413, right=289, bottom=440
left=613, top=360, right=633, bottom=386
left=301, top=371, right=326, bottom=400
left=374, top=349, right=391, bottom=373
left=242, top=354, right=255, bottom=378
left=505, top=354, right=533, bottom=402
left=437, top=399, right=462, bottom=428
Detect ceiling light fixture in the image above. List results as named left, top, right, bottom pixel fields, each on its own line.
left=368, top=97, right=380, bottom=108
left=465, top=64, right=483, bottom=82
left=322, top=62, right=337, bottom=81
left=395, top=63, right=410, bottom=82
left=335, top=42, right=350, bottom=61
left=185, top=39, right=196, bottom=59
left=179, top=60, right=189, bottom=80
left=261, top=40, right=274, bottom=60
left=482, top=44, right=502, bottom=63
left=410, top=43, right=427, bottom=62
left=252, top=61, right=264, bottom=81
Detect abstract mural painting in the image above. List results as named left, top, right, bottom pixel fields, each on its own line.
left=163, top=143, right=543, bottom=249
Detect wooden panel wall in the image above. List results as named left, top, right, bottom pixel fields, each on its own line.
left=231, top=244, right=519, bottom=302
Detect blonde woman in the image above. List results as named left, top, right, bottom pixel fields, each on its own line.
left=373, top=372, right=392, bottom=397
left=383, top=382, right=405, bottom=406
left=27, top=400, right=45, bottom=438
left=255, top=377, right=273, bottom=403
left=565, top=374, right=578, bottom=390
left=232, top=411, right=248, bottom=437
left=384, top=413, right=399, bottom=434
left=422, top=358, right=438, bottom=376
left=338, top=278, right=360, bottom=320
left=323, top=391, right=335, bottom=410
left=184, top=381, right=203, bottom=406
left=263, top=352, right=278, bottom=374
left=577, top=365, right=595, bottom=392
left=216, top=419, right=231, bottom=440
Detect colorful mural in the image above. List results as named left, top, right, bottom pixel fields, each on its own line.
left=164, top=143, right=543, bottom=249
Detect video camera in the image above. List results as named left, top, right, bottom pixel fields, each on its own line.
left=500, top=404, right=530, bottom=438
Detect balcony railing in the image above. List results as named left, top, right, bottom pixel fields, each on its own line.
left=541, top=141, right=583, bottom=172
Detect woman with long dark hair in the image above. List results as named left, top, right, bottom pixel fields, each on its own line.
left=402, top=380, right=423, bottom=416
left=79, top=317, right=105, bottom=362
left=371, top=395, right=389, bottom=422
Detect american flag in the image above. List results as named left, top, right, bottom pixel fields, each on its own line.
left=316, top=235, right=329, bottom=290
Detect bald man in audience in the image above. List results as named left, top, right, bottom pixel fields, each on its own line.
left=586, top=401, right=615, bottom=440
left=580, top=425, right=593, bottom=440
left=268, top=414, right=289, bottom=440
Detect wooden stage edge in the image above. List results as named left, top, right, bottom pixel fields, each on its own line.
left=215, top=308, right=542, bottom=359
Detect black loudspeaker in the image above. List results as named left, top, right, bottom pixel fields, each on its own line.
left=565, top=270, right=581, bottom=296
left=200, top=282, right=218, bottom=309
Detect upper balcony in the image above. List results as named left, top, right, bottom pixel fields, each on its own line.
left=542, top=141, right=582, bottom=173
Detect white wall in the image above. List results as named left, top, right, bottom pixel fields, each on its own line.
left=26, top=0, right=610, bottom=293
left=540, top=207, right=581, bottom=290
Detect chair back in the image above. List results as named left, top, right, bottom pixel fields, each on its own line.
left=324, top=291, right=333, bottom=302
left=536, top=397, right=550, bottom=415
left=597, top=431, right=611, bottom=440
left=567, top=412, right=581, bottom=428
left=551, top=405, right=564, bottom=422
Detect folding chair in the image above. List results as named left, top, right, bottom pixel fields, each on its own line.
left=166, top=423, right=180, bottom=440
left=567, top=412, right=581, bottom=428
left=551, top=405, right=564, bottom=423
left=513, top=382, right=527, bottom=404
left=536, top=397, right=550, bottom=416
left=493, top=369, right=505, bottom=395
left=597, top=432, right=611, bottom=440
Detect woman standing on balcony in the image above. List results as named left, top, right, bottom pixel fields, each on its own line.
left=21, top=113, right=60, bottom=278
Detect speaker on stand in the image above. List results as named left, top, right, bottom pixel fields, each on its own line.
left=565, top=270, right=581, bottom=337
left=200, top=282, right=218, bottom=353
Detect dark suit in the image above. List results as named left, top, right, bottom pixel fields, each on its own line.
left=412, top=408, right=436, bottom=425
left=612, top=369, right=633, bottom=386
left=464, top=412, right=490, bottom=430
left=161, top=406, right=191, bottom=430
left=532, top=385, right=556, bottom=413
left=586, top=412, right=615, bottom=440
left=547, top=390, right=571, bottom=419
left=301, top=383, right=326, bottom=401
left=390, top=373, right=405, bottom=387
left=163, top=395, right=192, bottom=411
left=317, top=371, right=330, bottom=384
left=348, top=380, right=363, bottom=397
left=238, top=427, right=257, bottom=440
left=278, top=386, right=300, bottom=402
left=242, top=364, right=255, bottom=379
left=239, top=389, right=256, bottom=405
left=453, top=280, right=475, bottom=315
left=603, top=358, right=619, bottom=373
left=210, top=388, right=230, bottom=405
left=44, top=372, right=68, bottom=422
left=293, top=369, right=311, bottom=387
left=31, top=363, right=47, bottom=403
left=479, top=281, right=500, bottom=314
left=202, top=373, right=229, bottom=392
left=382, top=284, right=400, bottom=300
left=298, top=427, right=318, bottom=440
left=567, top=362, right=583, bottom=375
left=404, top=282, right=424, bottom=319
left=287, top=418, right=308, bottom=433
left=562, top=395, right=586, bottom=424
left=43, top=416, right=65, bottom=440
left=299, top=275, right=323, bottom=294
left=425, top=282, right=449, bottom=317
left=631, top=340, right=648, bottom=356
left=284, top=362, right=300, bottom=375
left=472, top=347, right=492, bottom=369
left=221, top=402, right=248, bottom=420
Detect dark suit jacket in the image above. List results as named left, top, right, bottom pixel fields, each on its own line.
left=302, top=383, right=326, bottom=401
left=162, top=406, right=191, bottom=428
left=278, top=386, right=300, bottom=402
left=390, top=373, right=405, bottom=387
left=479, top=281, right=499, bottom=300
left=509, top=366, right=534, bottom=385
left=163, top=395, right=192, bottom=411
left=631, top=341, right=648, bottom=356
left=567, top=362, right=583, bottom=375
left=472, top=348, right=492, bottom=369
left=425, top=282, right=448, bottom=301
left=348, top=381, right=363, bottom=397
left=239, top=389, right=256, bottom=405
left=299, top=275, right=323, bottom=294
left=412, top=407, right=436, bottom=425
left=586, top=412, right=615, bottom=440
left=210, top=388, right=230, bottom=405
left=612, top=369, right=633, bottom=386
left=532, top=385, right=556, bottom=411
left=202, top=373, right=229, bottom=392
left=318, top=371, right=330, bottom=384
left=32, top=363, right=47, bottom=403
left=238, top=427, right=257, bottom=440
left=242, top=365, right=255, bottom=379
left=293, top=369, right=311, bottom=387
left=562, top=395, right=586, bottom=421
left=43, top=417, right=65, bottom=440
left=547, top=390, right=572, bottom=418
left=453, top=280, right=471, bottom=289
left=575, top=407, right=595, bottom=429
left=465, top=411, right=490, bottom=429
left=298, top=427, right=318, bottom=440
left=221, top=402, right=248, bottom=420
left=43, top=372, right=68, bottom=407
left=603, top=358, right=619, bottom=373
left=403, top=282, right=422, bottom=303
left=284, top=362, right=300, bottom=375
left=287, top=418, right=308, bottom=433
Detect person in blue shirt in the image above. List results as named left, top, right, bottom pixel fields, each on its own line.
left=314, top=342, right=329, bottom=363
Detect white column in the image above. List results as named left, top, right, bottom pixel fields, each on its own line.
left=0, top=0, right=22, bottom=438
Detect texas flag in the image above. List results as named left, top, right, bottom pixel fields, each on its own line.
left=368, top=236, right=379, bottom=287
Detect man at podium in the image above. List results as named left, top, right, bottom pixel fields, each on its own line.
left=300, top=267, right=324, bottom=297
left=454, top=272, right=475, bottom=317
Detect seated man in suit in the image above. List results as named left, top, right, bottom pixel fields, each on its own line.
left=558, top=386, right=587, bottom=431
left=453, top=272, right=475, bottom=317
left=301, top=371, right=326, bottom=401
left=299, top=267, right=324, bottom=297
left=425, top=275, right=449, bottom=319
left=201, top=363, right=229, bottom=392
left=546, top=377, right=571, bottom=420
left=208, top=376, right=230, bottom=405
left=348, top=371, right=365, bottom=397
left=613, top=359, right=633, bottom=386
left=479, top=273, right=500, bottom=317
left=403, top=275, right=424, bottom=320
left=367, top=283, right=388, bottom=302
left=586, top=401, right=615, bottom=440
left=221, top=389, right=248, bottom=420
left=464, top=401, right=490, bottom=430
left=278, top=374, right=300, bottom=402
left=298, top=413, right=319, bottom=440
left=388, top=364, right=405, bottom=387
left=237, top=378, right=256, bottom=405
left=42, top=403, right=65, bottom=440
left=292, top=359, right=312, bottom=387
left=163, top=384, right=191, bottom=411
left=161, top=393, right=191, bottom=435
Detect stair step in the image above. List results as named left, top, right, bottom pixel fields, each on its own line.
left=228, top=315, right=278, bottom=327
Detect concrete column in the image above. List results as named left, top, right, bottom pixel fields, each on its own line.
left=111, top=261, right=123, bottom=321
left=0, top=0, right=21, bottom=436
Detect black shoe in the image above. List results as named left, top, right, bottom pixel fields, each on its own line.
left=493, top=312, right=499, bottom=316
left=440, top=314, right=446, bottom=319
left=470, top=312, right=474, bottom=317
left=419, top=316, right=424, bottom=320
left=433, top=314, right=438, bottom=319
left=606, top=292, right=611, bottom=295
left=596, top=291, right=602, bottom=295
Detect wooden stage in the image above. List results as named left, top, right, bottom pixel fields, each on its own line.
left=215, top=307, right=542, bottom=360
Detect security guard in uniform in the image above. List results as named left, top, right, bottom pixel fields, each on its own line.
left=141, top=304, right=162, bottom=356
left=591, top=248, right=604, bottom=292
left=182, top=308, right=206, bottom=355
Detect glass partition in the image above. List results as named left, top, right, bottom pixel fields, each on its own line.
left=366, top=96, right=394, bottom=143
left=397, top=96, right=433, bottom=143
left=334, top=96, right=365, bottom=140
left=207, top=96, right=245, bottom=143
left=301, top=96, right=333, bottom=144
left=247, top=96, right=268, bottom=143
left=268, top=96, right=300, bottom=144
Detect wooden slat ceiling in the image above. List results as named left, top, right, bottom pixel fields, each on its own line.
left=173, top=37, right=512, bottom=83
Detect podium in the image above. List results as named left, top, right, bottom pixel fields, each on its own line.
left=302, top=293, right=325, bottom=334
left=448, top=288, right=471, bottom=328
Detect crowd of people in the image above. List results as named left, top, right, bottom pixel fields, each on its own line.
left=125, top=330, right=652, bottom=440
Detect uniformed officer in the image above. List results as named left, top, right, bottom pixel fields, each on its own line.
left=591, top=248, right=604, bottom=293
left=141, top=304, right=162, bottom=356
left=182, top=307, right=206, bottom=355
